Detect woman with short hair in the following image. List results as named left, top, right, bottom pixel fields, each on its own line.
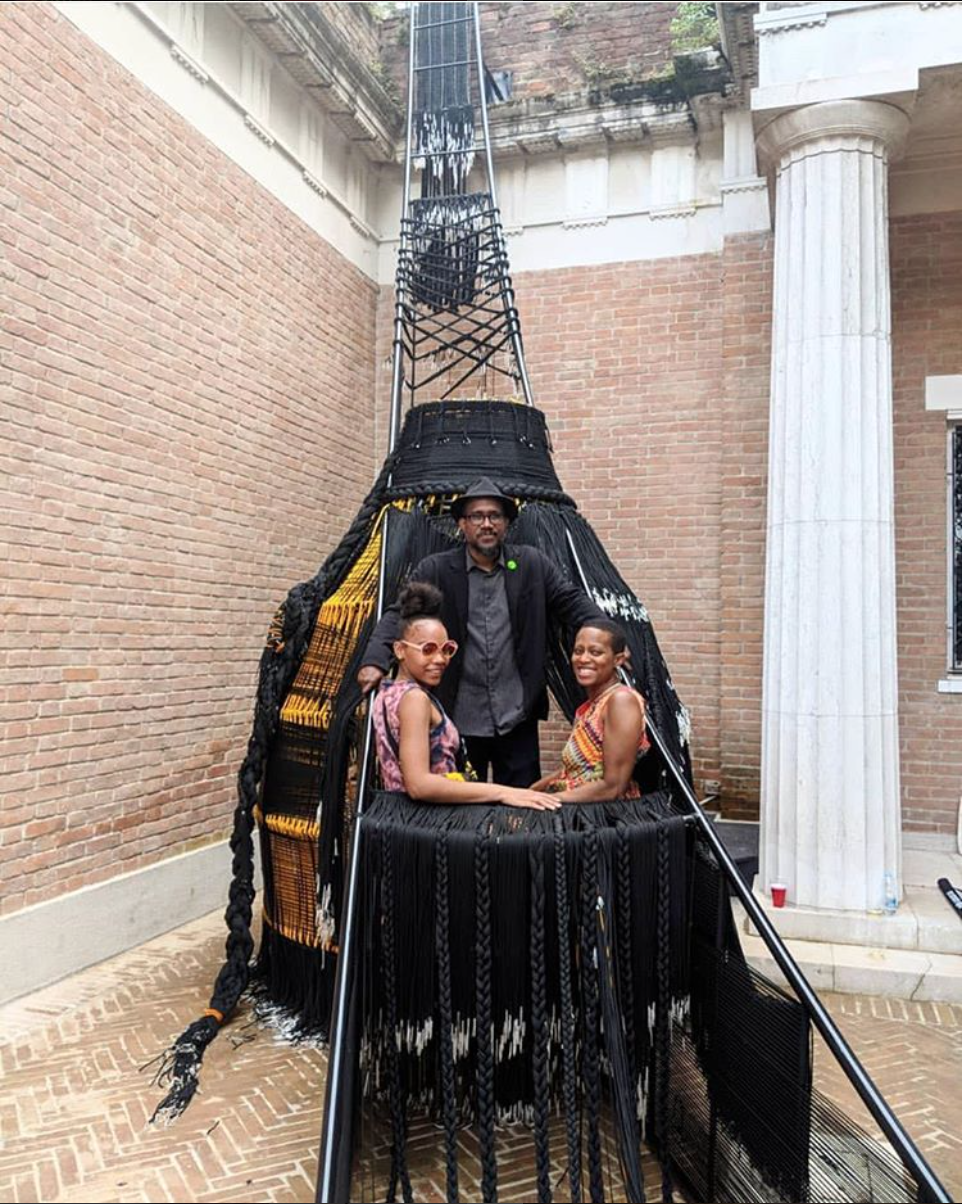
left=533, top=619, right=649, bottom=801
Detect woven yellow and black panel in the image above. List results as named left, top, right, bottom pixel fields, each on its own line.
left=253, top=513, right=386, bottom=1029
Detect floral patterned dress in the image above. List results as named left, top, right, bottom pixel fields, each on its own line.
left=373, top=678, right=462, bottom=790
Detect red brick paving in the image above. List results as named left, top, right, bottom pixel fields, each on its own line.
left=2, top=912, right=959, bottom=1203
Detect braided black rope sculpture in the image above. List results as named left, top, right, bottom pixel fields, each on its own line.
left=474, top=819, right=499, bottom=1204
left=148, top=457, right=397, bottom=1121
left=554, top=815, right=584, bottom=1204
left=153, top=401, right=923, bottom=1204
left=434, top=827, right=460, bottom=1204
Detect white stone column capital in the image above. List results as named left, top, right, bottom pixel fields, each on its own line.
left=756, top=99, right=910, bottom=170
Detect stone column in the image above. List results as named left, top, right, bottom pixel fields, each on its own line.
left=757, top=100, right=909, bottom=913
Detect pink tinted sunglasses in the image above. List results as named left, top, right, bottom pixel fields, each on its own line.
left=398, top=638, right=459, bottom=659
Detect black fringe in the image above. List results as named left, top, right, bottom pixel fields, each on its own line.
left=248, top=924, right=334, bottom=1040
left=346, top=792, right=917, bottom=1204
left=356, top=791, right=685, bottom=1119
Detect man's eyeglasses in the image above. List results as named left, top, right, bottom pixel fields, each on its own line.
left=462, top=511, right=507, bottom=527
left=398, top=639, right=459, bottom=659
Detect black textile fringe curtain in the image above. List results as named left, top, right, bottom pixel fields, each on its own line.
left=354, top=792, right=688, bottom=1204
left=340, top=793, right=919, bottom=1204
left=412, top=1, right=475, bottom=198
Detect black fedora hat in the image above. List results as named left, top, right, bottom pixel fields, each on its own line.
left=450, top=477, right=518, bottom=522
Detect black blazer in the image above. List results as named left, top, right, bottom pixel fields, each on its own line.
left=362, top=543, right=605, bottom=721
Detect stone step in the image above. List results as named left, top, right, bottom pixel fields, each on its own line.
left=743, top=881, right=962, bottom=954
left=739, top=926, right=962, bottom=1002
left=733, top=884, right=962, bottom=1002
left=730, top=845, right=962, bottom=1000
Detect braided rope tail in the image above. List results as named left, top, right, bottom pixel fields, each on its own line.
left=147, top=458, right=396, bottom=1124
left=147, top=604, right=300, bottom=1124
left=529, top=838, right=552, bottom=1204
left=596, top=840, right=646, bottom=1204
left=580, top=827, right=605, bottom=1204
left=656, top=824, right=673, bottom=1204
left=474, top=818, right=499, bottom=1204
left=615, top=821, right=638, bottom=1083
left=435, top=827, right=460, bottom=1204
left=554, top=817, right=583, bottom=1204
left=381, top=820, right=413, bottom=1204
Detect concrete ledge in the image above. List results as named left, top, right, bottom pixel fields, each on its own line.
left=903, top=829, right=959, bottom=853
left=0, top=839, right=259, bottom=1005
left=746, top=892, right=932, bottom=951
left=745, top=889, right=962, bottom=955
left=741, top=931, right=962, bottom=1003
left=746, top=848, right=962, bottom=954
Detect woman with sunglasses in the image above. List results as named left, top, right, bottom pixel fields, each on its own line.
left=532, top=619, right=649, bottom=801
left=372, top=582, right=559, bottom=810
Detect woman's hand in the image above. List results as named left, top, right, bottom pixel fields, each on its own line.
left=495, top=785, right=561, bottom=811
left=528, top=775, right=556, bottom=792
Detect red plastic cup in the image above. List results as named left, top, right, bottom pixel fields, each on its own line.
left=771, top=882, right=787, bottom=908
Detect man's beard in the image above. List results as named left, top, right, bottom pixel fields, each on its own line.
left=475, top=541, right=499, bottom=560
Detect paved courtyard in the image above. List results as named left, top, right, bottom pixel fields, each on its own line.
left=2, top=910, right=960, bottom=1203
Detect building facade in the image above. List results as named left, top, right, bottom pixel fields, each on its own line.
left=2, top=1, right=961, bottom=995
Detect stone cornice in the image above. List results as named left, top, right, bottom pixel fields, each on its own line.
left=756, top=10, right=826, bottom=36
left=227, top=1, right=401, bottom=163
left=562, top=214, right=608, bottom=229
left=720, top=176, right=767, bottom=195
left=386, top=94, right=701, bottom=164
left=243, top=112, right=275, bottom=147
left=718, top=2, right=759, bottom=108
left=484, top=97, right=697, bottom=161
left=169, top=41, right=208, bottom=84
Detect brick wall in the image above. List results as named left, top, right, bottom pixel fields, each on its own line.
left=324, top=0, right=382, bottom=70
left=517, top=256, right=725, bottom=794
left=0, top=3, right=379, bottom=914
left=719, top=233, right=773, bottom=816
left=380, top=1, right=678, bottom=103
left=892, top=211, right=962, bottom=836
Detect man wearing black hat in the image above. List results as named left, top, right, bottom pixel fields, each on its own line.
left=358, top=477, right=604, bottom=786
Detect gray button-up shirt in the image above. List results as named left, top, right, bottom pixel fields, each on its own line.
left=451, top=547, right=526, bottom=738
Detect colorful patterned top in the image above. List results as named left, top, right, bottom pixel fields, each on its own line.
left=547, top=683, right=649, bottom=797
left=373, top=678, right=461, bottom=791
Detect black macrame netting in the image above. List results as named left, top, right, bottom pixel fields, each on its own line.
left=399, top=195, right=524, bottom=395
left=396, top=1, right=528, bottom=405
left=152, top=400, right=920, bottom=1204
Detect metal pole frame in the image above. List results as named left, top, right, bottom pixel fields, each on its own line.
left=562, top=529, right=950, bottom=1204
left=472, top=1, right=535, bottom=407
left=315, top=7, right=419, bottom=1201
